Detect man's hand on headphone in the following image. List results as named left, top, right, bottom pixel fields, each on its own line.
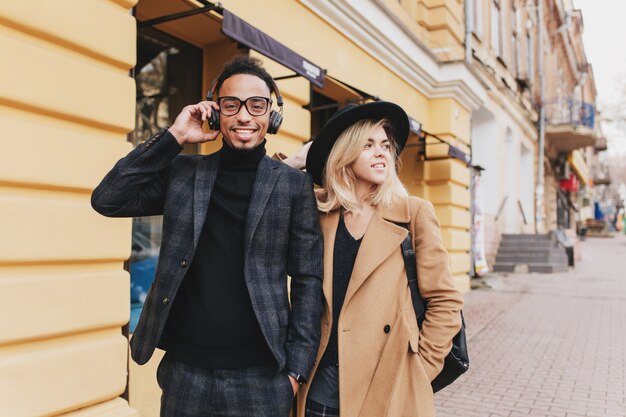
left=169, top=101, right=220, bottom=145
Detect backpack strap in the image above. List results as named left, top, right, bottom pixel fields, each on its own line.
left=399, top=223, right=426, bottom=327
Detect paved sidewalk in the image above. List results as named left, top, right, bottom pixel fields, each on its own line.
left=435, top=234, right=626, bottom=417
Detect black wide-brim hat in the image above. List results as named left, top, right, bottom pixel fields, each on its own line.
left=306, top=101, right=410, bottom=186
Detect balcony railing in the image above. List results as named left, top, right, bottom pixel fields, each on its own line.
left=545, top=97, right=595, bottom=130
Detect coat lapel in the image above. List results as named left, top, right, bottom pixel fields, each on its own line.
left=342, top=196, right=411, bottom=309
left=193, top=153, right=220, bottom=246
left=320, top=212, right=341, bottom=323
left=244, top=156, right=281, bottom=255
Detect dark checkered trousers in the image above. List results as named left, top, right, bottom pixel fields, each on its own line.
left=158, top=354, right=294, bottom=417
left=305, top=399, right=340, bottom=417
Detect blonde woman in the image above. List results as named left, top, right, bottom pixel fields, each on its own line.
left=285, top=102, right=463, bottom=417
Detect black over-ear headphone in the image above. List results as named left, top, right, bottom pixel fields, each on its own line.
left=206, top=75, right=284, bottom=134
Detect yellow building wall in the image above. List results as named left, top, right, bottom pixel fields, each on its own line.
left=401, top=99, right=472, bottom=293
left=0, top=1, right=138, bottom=416
left=392, top=0, right=465, bottom=62
left=407, top=158, right=472, bottom=292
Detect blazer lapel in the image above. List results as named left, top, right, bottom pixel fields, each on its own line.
left=342, top=197, right=411, bottom=309
left=244, top=157, right=281, bottom=255
left=193, top=153, right=220, bottom=246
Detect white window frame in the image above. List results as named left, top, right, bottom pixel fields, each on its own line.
left=515, top=5, right=522, bottom=76
left=526, top=32, right=534, bottom=82
left=473, top=0, right=483, bottom=38
left=491, top=0, right=502, bottom=58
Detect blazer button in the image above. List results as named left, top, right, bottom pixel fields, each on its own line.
left=384, top=324, right=391, bottom=333
left=162, top=297, right=169, bottom=305
left=180, top=260, right=188, bottom=267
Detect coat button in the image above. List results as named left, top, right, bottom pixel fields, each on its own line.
left=384, top=324, right=391, bottom=333
left=180, top=260, right=188, bottom=267
left=162, top=297, right=169, bottom=305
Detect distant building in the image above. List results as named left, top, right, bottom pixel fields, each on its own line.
left=537, top=0, right=601, bottom=251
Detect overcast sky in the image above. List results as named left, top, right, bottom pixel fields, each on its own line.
left=574, top=0, right=626, bottom=154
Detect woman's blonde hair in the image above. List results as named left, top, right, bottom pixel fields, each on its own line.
left=316, top=118, right=408, bottom=213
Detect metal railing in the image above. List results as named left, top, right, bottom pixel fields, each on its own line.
left=495, top=195, right=508, bottom=222
left=517, top=200, right=528, bottom=225
left=545, top=97, right=595, bottom=129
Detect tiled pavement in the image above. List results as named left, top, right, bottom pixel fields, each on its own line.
left=435, top=234, right=626, bottom=417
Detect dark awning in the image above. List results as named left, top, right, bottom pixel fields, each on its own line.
left=448, top=144, right=471, bottom=164
left=222, top=10, right=325, bottom=88
left=420, top=130, right=471, bottom=165
left=408, top=117, right=422, bottom=136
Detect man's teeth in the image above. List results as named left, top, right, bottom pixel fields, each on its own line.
left=235, top=128, right=255, bottom=137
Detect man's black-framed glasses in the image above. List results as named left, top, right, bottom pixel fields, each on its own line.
left=218, top=96, right=272, bottom=116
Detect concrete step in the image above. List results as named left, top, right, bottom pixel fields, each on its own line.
left=496, top=248, right=567, bottom=256
left=495, top=254, right=568, bottom=264
left=494, top=233, right=569, bottom=274
left=500, top=234, right=551, bottom=241
left=493, top=262, right=569, bottom=273
left=498, top=242, right=558, bottom=250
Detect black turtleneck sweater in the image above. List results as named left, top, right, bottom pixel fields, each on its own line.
left=160, top=140, right=275, bottom=369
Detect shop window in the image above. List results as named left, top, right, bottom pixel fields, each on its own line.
left=309, top=76, right=364, bottom=137
left=129, top=27, right=202, bottom=332
left=309, top=90, right=339, bottom=139
left=556, top=188, right=571, bottom=228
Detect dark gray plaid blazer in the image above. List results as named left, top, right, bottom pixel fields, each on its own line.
left=91, top=129, right=323, bottom=380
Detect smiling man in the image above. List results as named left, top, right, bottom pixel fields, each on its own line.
left=91, top=56, right=323, bottom=417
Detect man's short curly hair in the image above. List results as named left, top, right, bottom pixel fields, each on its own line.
left=213, top=55, right=274, bottom=98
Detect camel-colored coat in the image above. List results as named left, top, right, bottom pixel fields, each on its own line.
left=296, top=195, right=463, bottom=417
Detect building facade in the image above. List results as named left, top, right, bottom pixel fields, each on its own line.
left=467, top=0, right=540, bottom=268
left=538, top=0, right=599, bottom=247
left=466, top=0, right=599, bottom=268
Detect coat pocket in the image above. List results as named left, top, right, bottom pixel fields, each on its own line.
left=409, top=331, right=420, bottom=353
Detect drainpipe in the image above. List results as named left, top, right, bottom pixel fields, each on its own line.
left=536, top=0, right=546, bottom=234
left=465, top=0, right=473, bottom=64
left=465, top=0, right=474, bottom=274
